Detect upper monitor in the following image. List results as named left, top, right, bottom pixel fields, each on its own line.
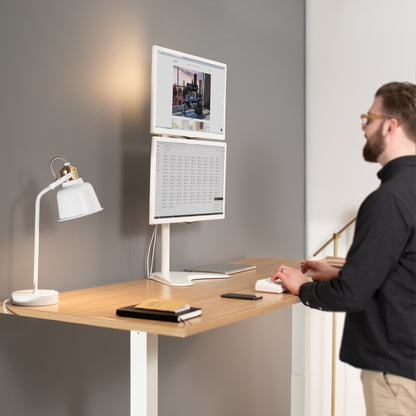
left=150, top=45, right=227, bottom=140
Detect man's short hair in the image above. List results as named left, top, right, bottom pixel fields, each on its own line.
left=376, top=82, right=416, bottom=143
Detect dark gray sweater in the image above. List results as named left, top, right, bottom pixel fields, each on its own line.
left=300, top=156, right=416, bottom=380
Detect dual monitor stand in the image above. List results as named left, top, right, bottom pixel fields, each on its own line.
left=148, top=224, right=229, bottom=286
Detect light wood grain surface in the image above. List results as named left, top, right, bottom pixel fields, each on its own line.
left=3, top=258, right=301, bottom=338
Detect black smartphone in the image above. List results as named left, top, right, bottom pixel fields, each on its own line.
left=221, top=293, right=263, bottom=300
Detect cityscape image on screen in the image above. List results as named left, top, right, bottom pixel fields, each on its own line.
left=172, top=65, right=211, bottom=123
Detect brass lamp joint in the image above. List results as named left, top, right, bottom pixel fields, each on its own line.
left=49, top=156, right=80, bottom=182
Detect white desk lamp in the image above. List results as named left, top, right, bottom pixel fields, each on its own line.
left=11, top=157, right=103, bottom=306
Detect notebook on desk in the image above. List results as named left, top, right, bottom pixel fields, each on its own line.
left=184, top=263, right=256, bottom=275
left=116, top=305, right=201, bottom=322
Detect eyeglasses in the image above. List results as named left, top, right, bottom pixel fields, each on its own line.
left=360, top=113, right=389, bottom=128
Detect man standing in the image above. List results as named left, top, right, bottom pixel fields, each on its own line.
left=273, top=82, right=416, bottom=416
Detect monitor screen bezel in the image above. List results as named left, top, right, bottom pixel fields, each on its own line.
left=149, top=136, right=227, bottom=225
left=150, top=45, right=227, bottom=141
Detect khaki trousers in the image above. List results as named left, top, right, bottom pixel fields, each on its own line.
left=361, top=369, right=416, bottom=416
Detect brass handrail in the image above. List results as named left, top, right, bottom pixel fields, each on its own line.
left=313, top=217, right=356, bottom=416
left=313, top=217, right=356, bottom=257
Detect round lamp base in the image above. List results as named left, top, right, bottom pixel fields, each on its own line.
left=11, top=289, right=59, bottom=306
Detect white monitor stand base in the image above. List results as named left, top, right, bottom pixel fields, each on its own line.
left=149, top=271, right=229, bottom=286
left=148, top=224, right=229, bottom=286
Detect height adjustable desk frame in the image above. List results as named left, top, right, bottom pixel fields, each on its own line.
left=2, top=257, right=299, bottom=416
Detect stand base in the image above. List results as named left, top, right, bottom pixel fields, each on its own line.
left=149, top=271, right=229, bottom=286
left=11, top=289, right=59, bottom=306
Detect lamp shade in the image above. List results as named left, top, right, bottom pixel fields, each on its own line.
left=57, top=178, right=103, bottom=221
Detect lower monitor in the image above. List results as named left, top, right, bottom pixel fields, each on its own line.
left=148, top=136, right=228, bottom=286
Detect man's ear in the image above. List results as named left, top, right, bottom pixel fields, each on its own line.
left=386, top=117, right=399, bottom=133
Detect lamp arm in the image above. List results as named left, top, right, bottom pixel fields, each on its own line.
left=32, top=172, right=73, bottom=292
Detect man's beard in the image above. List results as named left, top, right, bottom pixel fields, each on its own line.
left=363, top=123, right=386, bottom=162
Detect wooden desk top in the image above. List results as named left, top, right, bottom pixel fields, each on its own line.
left=3, top=258, right=300, bottom=338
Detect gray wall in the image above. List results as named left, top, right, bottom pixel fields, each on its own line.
left=0, top=1, right=305, bottom=415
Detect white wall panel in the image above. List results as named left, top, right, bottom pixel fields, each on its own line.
left=304, top=1, right=416, bottom=415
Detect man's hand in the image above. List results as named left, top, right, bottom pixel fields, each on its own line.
left=271, top=265, right=309, bottom=296
left=301, top=260, right=339, bottom=281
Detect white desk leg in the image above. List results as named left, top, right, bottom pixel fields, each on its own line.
left=130, top=331, right=158, bottom=416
